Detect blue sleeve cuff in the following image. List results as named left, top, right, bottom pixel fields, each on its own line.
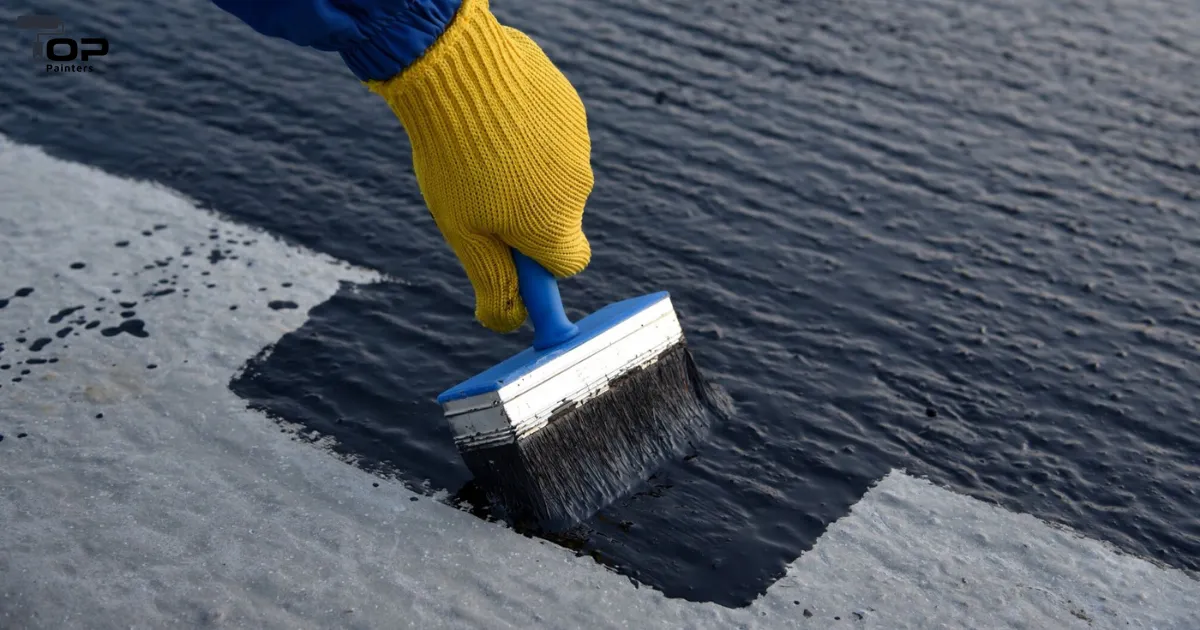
left=211, top=0, right=463, bottom=82
left=339, top=0, right=463, bottom=82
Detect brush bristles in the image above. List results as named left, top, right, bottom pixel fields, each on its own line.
left=460, top=342, right=732, bottom=532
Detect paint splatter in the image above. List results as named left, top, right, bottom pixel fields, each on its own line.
left=69, top=262, right=86, bottom=269
left=14, top=288, right=33, bottom=297
left=268, top=300, right=299, bottom=311
left=48, top=306, right=84, bottom=324
left=100, top=319, right=149, bottom=338
left=29, top=338, right=52, bottom=352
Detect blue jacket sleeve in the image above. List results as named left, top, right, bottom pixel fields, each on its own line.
left=210, top=0, right=462, bottom=82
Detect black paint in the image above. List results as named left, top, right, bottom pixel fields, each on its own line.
left=100, top=320, right=149, bottom=338
left=268, top=300, right=298, bottom=311
left=69, top=262, right=86, bottom=270
left=55, top=327, right=71, bottom=339
left=28, top=338, right=51, bottom=352
left=14, top=288, right=33, bottom=297
left=48, top=306, right=84, bottom=324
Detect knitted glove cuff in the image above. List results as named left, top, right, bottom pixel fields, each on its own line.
left=362, top=0, right=505, bottom=114
left=338, top=0, right=462, bottom=81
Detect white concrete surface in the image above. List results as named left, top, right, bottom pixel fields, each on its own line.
left=1, top=135, right=1197, bottom=629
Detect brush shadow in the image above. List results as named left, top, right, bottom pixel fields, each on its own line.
left=230, top=281, right=875, bottom=608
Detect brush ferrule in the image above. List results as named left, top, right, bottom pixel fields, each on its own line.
left=440, top=293, right=684, bottom=448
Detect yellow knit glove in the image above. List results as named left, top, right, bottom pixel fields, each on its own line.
left=365, top=0, right=593, bottom=333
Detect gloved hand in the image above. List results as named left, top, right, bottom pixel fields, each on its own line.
left=210, top=0, right=594, bottom=333
left=366, top=0, right=593, bottom=333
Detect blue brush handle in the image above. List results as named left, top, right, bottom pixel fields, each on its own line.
left=512, top=249, right=580, bottom=350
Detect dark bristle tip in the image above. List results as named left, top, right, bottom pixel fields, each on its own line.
left=460, top=343, right=732, bottom=533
